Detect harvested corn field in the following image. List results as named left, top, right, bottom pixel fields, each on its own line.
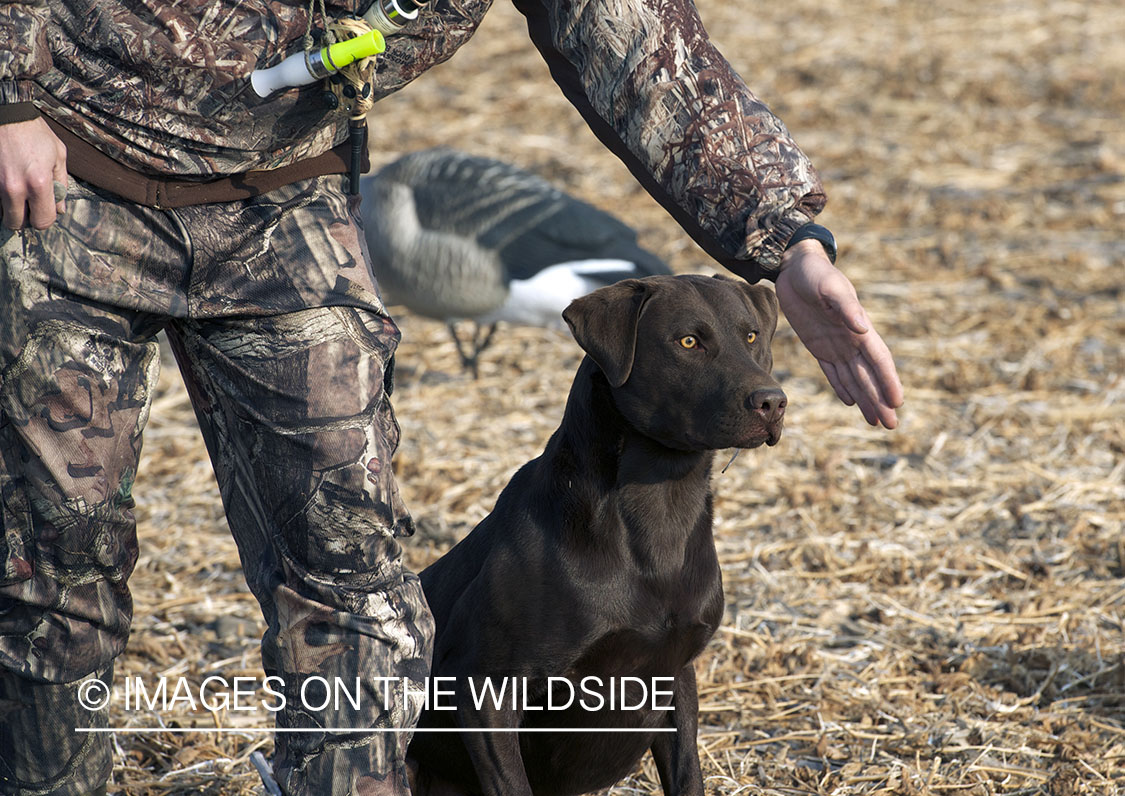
left=110, top=0, right=1123, bottom=792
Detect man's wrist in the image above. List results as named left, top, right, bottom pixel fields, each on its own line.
left=784, top=223, right=837, bottom=264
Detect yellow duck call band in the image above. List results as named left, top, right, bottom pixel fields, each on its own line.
left=308, top=30, right=386, bottom=79
left=249, top=29, right=385, bottom=97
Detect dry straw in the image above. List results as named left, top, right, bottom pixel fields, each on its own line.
left=115, top=0, right=1123, bottom=792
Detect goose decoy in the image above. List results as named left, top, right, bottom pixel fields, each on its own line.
left=359, top=147, right=672, bottom=376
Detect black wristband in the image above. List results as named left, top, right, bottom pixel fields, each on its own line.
left=784, top=223, right=837, bottom=264
left=0, top=101, right=41, bottom=126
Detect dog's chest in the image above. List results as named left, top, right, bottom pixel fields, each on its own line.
left=559, top=487, right=724, bottom=674
left=566, top=567, right=723, bottom=680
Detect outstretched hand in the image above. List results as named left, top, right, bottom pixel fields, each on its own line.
left=775, top=240, right=903, bottom=428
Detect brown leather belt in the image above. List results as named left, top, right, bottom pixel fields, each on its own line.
left=45, top=116, right=368, bottom=208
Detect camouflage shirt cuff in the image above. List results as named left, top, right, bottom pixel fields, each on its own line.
left=748, top=209, right=819, bottom=279
left=0, top=79, right=38, bottom=107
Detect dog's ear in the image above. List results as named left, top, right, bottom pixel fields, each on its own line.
left=563, top=279, right=653, bottom=387
left=711, top=274, right=779, bottom=335
left=734, top=280, right=779, bottom=336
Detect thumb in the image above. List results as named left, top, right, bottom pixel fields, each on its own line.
left=838, top=301, right=870, bottom=335
left=822, top=278, right=870, bottom=335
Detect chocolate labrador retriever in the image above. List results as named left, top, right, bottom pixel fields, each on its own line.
left=408, top=274, right=785, bottom=796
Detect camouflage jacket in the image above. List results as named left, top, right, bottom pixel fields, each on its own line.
left=0, top=0, right=825, bottom=277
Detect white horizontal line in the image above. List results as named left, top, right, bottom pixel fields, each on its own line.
left=76, top=727, right=676, bottom=734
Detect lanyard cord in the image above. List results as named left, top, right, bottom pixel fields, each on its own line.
left=304, top=0, right=379, bottom=194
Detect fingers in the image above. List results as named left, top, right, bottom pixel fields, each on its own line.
left=0, top=169, right=63, bottom=230
left=819, top=360, right=856, bottom=407
left=26, top=172, right=58, bottom=229
left=0, top=184, right=26, bottom=229
left=0, top=117, right=67, bottom=229
left=857, top=328, right=904, bottom=413
left=823, top=338, right=902, bottom=429
left=834, top=355, right=883, bottom=427
left=824, top=274, right=903, bottom=427
left=852, top=355, right=897, bottom=429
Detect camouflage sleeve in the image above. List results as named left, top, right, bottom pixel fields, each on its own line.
left=512, top=0, right=827, bottom=281
left=0, top=0, right=53, bottom=108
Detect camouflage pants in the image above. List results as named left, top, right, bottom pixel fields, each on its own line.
left=0, top=175, right=434, bottom=796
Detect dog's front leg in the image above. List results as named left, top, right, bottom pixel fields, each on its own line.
left=649, top=665, right=704, bottom=796
left=456, top=698, right=534, bottom=796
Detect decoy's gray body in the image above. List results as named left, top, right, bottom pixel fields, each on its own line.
left=359, top=148, right=671, bottom=373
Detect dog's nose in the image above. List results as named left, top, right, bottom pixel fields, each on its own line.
left=749, top=388, right=787, bottom=424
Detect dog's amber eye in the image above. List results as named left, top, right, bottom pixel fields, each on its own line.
left=679, top=335, right=698, bottom=349
left=747, top=331, right=757, bottom=344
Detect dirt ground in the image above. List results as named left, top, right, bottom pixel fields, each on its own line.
left=108, top=0, right=1123, bottom=792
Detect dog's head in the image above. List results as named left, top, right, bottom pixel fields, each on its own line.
left=563, top=274, right=786, bottom=451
